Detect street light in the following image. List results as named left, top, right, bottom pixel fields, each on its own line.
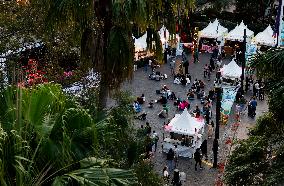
left=213, top=83, right=222, bottom=168
left=240, top=29, right=246, bottom=95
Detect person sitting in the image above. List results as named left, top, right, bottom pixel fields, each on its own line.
left=186, top=77, right=191, bottom=85
left=133, top=101, right=142, bottom=113
left=158, top=109, right=167, bottom=118
left=148, top=73, right=155, bottom=80
left=162, top=85, right=170, bottom=91
left=174, top=98, right=182, bottom=106
left=148, top=100, right=154, bottom=108
left=157, top=96, right=167, bottom=105
left=180, top=76, right=187, bottom=86
left=191, top=84, right=197, bottom=92
left=163, top=74, right=168, bottom=79
left=134, top=112, right=147, bottom=120
left=169, top=92, right=177, bottom=100
left=193, top=105, right=201, bottom=118
left=137, top=94, right=145, bottom=104
left=162, top=104, right=169, bottom=116
left=196, top=83, right=201, bottom=93
left=178, top=100, right=189, bottom=110
left=174, top=77, right=181, bottom=84
left=199, top=80, right=205, bottom=89
left=186, top=74, right=191, bottom=81
left=187, top=91, right=195, bottom=100
left=193, top=78, right=198, bottom=85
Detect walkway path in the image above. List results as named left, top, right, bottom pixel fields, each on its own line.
left=122, top=53, right=268, bottom=186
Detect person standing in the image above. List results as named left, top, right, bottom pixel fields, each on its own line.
left=193, top=47, right=199, bottom=63
left=166, top=148, right=175, bottom=173
left=145, top=122, right=152, bottom=135
left=194, top=148, right=203, bottom=170
left=249, top=96, right=257, bottom=117
left=152, top=131, right=159, bottom=152
left=162, top=166, right=170, bottom=184
left=200, top=139, right=208, bottom=160
left=207, top=122, right=213, bottom=139
left=204, top=64, right=209, bottom=78
left=174, top=145, right=179, bottom=168
left=245, top=76, right=250, bottom=92
left=254, top=81, right=260, bottom=97
left=170, top=60, right=176, bottom=75
left=210, top=57, right=215, bottom=71
left=183, top=60, right=189, bottom=75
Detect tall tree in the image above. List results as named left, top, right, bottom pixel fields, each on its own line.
left=42, top=0, right=195, bottom=109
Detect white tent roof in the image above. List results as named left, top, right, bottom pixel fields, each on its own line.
left=200, top=19, right=228, bottom=39
left=165, top=110, right=204, bottom=136
left=158, top=25, right=170, bottom=44
left=225, top=21, right=254, bottom=41
left=252, top=25, right=276, bottom=46
left=134, top=32, right=147, bottom=52
left=221, top=59, right=242, bottom=79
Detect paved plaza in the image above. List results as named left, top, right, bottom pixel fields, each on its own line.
left=123, top=53, right=268, bottom=186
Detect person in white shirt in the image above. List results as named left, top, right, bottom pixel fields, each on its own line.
left=163, top=166, right=170, bottom=183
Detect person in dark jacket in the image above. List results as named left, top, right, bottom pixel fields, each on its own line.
left=194, top=148, right=203, bottom=170
left=200, top=140, right=208, bottom=160
left=167, top=148, right=175, bottom=173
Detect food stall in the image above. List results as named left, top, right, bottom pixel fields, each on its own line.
left=224, top=21, right=254, bottom=56
left=252, top=25, right=276, bottom=48
left=199, top=19, right=228, bottom=53
left=163, top=110, right=205, bottom=158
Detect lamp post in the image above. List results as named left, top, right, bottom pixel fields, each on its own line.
left=213, top=85, right=222, bottom=168
left=240, top=29, right=246, bottom=95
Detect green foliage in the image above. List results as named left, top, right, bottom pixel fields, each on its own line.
left=0, top=84, right=138, bottom=185
left=225, top=114, right=284, bottom=186
left=225, top=47, right=284, bottom=185
left=133, top=161, right=163, bottom=186
left=250, top=48, right=284, bottom=121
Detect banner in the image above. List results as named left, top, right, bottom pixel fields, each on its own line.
left=221, top=86, right=239, bottom=115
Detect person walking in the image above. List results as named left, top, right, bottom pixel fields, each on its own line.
left=166, top=148, right=175, bottom=173
left=194, top=148, right=203, bottom=170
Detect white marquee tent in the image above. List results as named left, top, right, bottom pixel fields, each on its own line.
left=158, top=25, right=170, bottom=44
left=134, top=32, right=147, bottom=52
left=165, top=110, right=205, bottom=136
left=221, top=58, right=242, bottom=79
left=252, top=25, right=276, bottom=46
left=200, top=19, right=228, bottom=39
left=225, top=21, right=254, bottom=42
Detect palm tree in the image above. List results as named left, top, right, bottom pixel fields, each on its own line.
left=0, top=84, right=138, bottom=185
left=41, top=0, right=195, bottom=110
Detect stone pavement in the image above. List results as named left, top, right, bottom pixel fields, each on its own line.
left=122, top=53, right=268, bottom=186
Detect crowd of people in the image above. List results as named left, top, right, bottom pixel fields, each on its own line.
left=130, top=47, right=264, bottom=185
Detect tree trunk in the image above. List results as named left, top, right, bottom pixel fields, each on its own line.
left=98, top=73, right=108, bottom=111
left=97, top=0, right=112, bottom=111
